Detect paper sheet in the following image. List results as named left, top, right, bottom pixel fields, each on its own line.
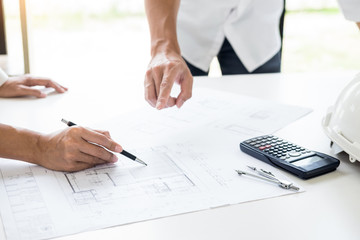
left=0, top=89, right=311, bottom=240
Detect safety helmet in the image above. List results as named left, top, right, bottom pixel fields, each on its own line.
left=322, top=73, right=360, bottom=163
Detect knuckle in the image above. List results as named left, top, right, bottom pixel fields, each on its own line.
left=144, top=79, right=153, bottom=89
left=165, top=61, right=176, bottom=69
left=23, top=77, right=32, bottom=84
left=145, top=69, right=152, bottom=79
left=187, top=91, right=192, bottom=99
left=68, top=126, right=83, bottom=136
left=65, top=130, right=76, bottom=140
left=160, top=81, right=169, bottom=89
left=152, top=65, right=163, bottom=73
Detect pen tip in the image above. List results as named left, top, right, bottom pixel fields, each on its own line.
left=135, top=158, right=148, bottom=166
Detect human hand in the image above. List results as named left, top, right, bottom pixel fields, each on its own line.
left=36, top=126, right=123, bottom=172
left=144, top=51, right=193, bottom=110
left=0, top=75, right=68, bottom=98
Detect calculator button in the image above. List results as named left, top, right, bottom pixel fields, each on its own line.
left=289, top=152, right=301, bottom=157
left=259, top=146, right=266, bottom=150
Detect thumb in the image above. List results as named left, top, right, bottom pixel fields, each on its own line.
left=19, top=86, right=46, bottom=98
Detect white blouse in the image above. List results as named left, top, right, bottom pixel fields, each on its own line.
left=177, top=0, right=284, bottom=72
left=337, top=0, right=360, bottom=22
left=0, top=68, right=8, bottom=87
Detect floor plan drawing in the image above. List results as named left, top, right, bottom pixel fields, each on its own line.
left=0, top=89, right=311, bottom=240
left=62, top=151, right=197, bottom=212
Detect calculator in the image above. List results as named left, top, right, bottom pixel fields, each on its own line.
left=240, top=135, right=340, bottom=179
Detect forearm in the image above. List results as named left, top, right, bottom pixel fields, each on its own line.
left=357, top=22, right=360, bottom=30
left=0, top=124, right=41, bottom=164
left=145, top=0, right=181, bottom=56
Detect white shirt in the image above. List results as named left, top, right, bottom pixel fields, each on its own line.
left=0, top=68, right=8, bottom=87
left=177, top=0, right=284, bottom=72
left=337, top=0, right=360, bottom=22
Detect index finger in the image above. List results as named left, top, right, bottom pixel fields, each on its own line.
left=81, top=128, right=123, bottom=153
left=176, top=73, right=193, bottom=108
left=156, top=72, right=176, bottom=110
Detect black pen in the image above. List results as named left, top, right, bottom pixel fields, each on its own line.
left=61, top=119, right=147, bottom=166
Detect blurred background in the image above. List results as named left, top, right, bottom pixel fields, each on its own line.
left=0, top=0, right=359, bottom=84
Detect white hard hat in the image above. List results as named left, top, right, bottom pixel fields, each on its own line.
left=322, top=73, right=360, bottom=163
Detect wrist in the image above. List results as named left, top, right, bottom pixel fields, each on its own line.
left=151, top=38, right=181, bottom=57
left=33, top=132, right=47, bottom=166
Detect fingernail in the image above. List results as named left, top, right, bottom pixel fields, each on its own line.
left=115, top=145, right=122, bottom=152
left=40, top=93, right=47, bottom=98
left=156, top=102, right=162, bottom=110
left=177, top=99, right=185, bottom=108
left=111, top=155, right=118, bottom=163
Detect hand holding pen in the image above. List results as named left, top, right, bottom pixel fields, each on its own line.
left=61, top=119, right=147, bottom=166
left=34, top=124, right=123, bottom=172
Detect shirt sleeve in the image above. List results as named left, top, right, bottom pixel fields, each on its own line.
left=0, top=68, right=9, bottom=87
left=337, top=0, right=360, bottom=22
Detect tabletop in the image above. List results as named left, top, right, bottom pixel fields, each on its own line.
left=0, top=71, right=359, bottom=240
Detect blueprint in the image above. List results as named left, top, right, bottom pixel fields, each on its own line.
left=0, top=89, right=311, bottom=240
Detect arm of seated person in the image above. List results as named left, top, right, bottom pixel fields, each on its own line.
left=0, top=75, right=68, bottom=98
left=0, top=123, right=123, bottom=172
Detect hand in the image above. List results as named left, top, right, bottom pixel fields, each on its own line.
left=144, top=51, right=193, bottom=109
left=37, top=126, right=123, bottom=172
left=0, top=75, right=68, bottom=98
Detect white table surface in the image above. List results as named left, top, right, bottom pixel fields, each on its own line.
left=0, top=71, right=360, bottom=240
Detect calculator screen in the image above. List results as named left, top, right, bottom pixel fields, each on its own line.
left=292, top=155, right=323, bottom=168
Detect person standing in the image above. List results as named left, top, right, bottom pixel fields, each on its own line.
left=144, top=0, right=284, bottom=110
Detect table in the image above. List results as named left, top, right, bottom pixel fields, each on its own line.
left=0, top=71, right=359, bottom=240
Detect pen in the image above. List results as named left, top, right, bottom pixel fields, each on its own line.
left=61, top=118, right=147, bottom=166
